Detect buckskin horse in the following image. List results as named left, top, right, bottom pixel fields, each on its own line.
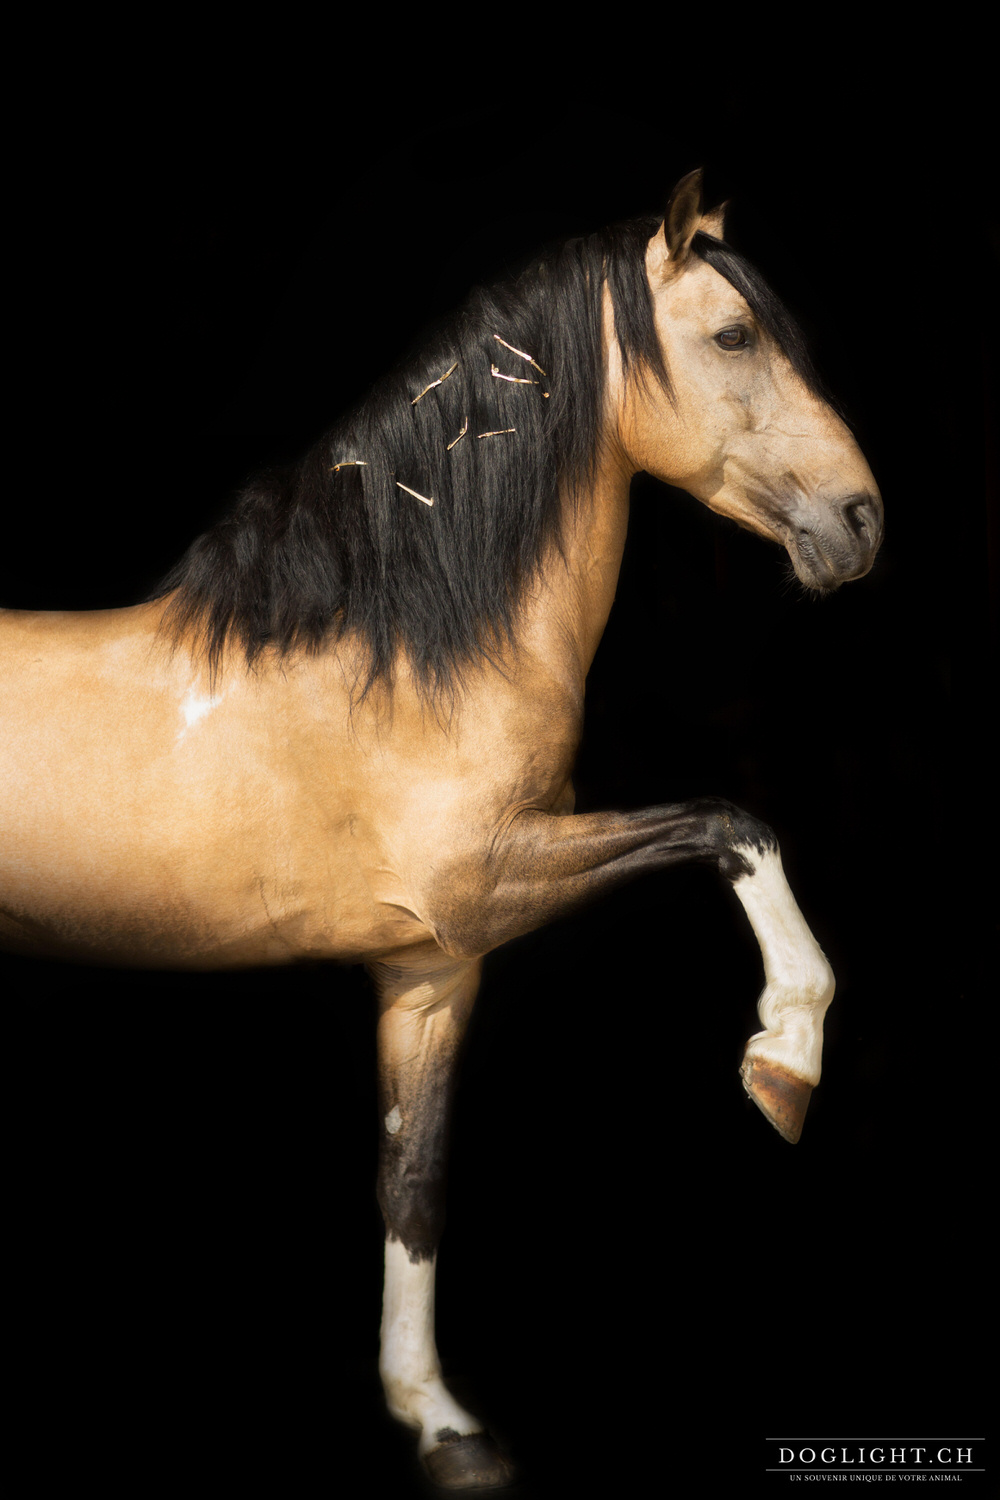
left=0, top=171, right=881, bottom=1489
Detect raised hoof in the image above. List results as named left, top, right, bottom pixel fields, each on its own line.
left=741, top=1054, right=812, bottom=1144
left=423, top=1432, right=518, bottom=1490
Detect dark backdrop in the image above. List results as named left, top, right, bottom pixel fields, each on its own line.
left=4, top=92, right=992, bottom=1495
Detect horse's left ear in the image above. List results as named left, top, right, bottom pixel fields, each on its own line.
left=649, top=168, right=705, bottom=285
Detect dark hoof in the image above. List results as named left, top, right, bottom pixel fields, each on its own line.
left=423, top=1432, right=518, bottom=1490
left=741, top=1053, right=812, bottom=1144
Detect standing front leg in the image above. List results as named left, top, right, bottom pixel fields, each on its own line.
left=428, top=797, right=834, bottom=1143
left=369, top=950, right=516, bottom=1491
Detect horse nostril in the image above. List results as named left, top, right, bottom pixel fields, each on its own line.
left=842, top=493, right=881, bottom=548
left=843, top=498, right=868, bottom=538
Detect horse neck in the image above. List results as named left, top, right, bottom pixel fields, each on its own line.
left=520, top=450, right=633, bottom=689
left=518, top=291, right=635, bottom=688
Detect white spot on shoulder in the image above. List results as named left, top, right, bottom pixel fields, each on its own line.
left=176, top=689, right=223, bottom=742
left=385, top=1105, right=403, bottom=1135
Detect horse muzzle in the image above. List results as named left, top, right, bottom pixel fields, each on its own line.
left=788, top=491, right=883, bottom=590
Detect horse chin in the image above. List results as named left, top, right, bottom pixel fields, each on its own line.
left=792, top=563, right=840, bottom=597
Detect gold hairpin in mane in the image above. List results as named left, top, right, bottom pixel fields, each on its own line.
left=493, top=334, right=547, bottom=378
left=396, top=481, right=434, bottom=506
left=411, top=362, right=459, bottom=405
left=446, top=418, right=469, bottom=451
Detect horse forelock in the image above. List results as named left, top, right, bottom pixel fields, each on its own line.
left=689, top=230, right=847, bottom=421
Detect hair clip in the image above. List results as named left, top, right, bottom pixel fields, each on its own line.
left=396, top=481, right=434, bottom=507
left=411, top=362, right=458, bottom=405
left=330, top=460, right=368, bottom=471
left=491, top=363, right=539, bottom=387
left=493, top=334, right=547, bottom=377
left=446, top=418, right=469, bottom=451
left=491, top=334, right=548, bottom=393
left=477, top=429, right=517, bottom=439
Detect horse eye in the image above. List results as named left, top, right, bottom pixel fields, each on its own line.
left=716, top=328, right=747, bottom=349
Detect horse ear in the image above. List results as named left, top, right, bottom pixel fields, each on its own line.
left=663, top=168, right=705, bottom=265
left=698, top=200, right=728, bottom=241
left=647, top=169, right=708, bottom=286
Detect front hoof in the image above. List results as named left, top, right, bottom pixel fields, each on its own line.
left=423, top=1432, right=518, bottom=1490
left=741, top=1053, right=812, bottom=1144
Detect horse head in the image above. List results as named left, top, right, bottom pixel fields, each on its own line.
left=615, top=169, right=883, bottom=591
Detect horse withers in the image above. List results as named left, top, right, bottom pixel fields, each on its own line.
left=0, top=171, right=881, bottom=1489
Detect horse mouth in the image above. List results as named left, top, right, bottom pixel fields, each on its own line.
left=789, top=532, right=842, bottom=591
left=788, top=522, right=880, bottom=592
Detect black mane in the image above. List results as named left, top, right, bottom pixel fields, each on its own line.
left=154, top=216, right=818, bottom=699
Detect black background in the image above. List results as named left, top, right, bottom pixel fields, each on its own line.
left=4, top=70, right=992, bottom=1496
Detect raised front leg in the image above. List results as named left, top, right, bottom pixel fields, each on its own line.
left=427, top=797, right=833, bottom=1142
left=369, top=950, right=516, bottom=1490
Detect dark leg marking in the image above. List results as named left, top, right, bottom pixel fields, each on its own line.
left=430, top=796, right=780, bottom=958
left=370, top=955, right=518, bottom=1487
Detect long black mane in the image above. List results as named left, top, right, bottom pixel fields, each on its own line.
left=154, top=215, right=820, bottom=698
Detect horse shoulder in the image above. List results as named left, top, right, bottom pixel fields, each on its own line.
left=374, top=675, right=582, bottom=963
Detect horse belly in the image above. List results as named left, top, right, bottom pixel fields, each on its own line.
left=0, top=753, right=430, bottom=969
left=0, top=833, right=431, bottom=969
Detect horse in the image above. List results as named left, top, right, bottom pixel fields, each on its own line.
left=0, top=169, right=882, bottom=1490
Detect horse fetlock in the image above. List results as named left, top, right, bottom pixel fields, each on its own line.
left=755, top=970, right=834, bottom=1037
left=382, top=1386, right=423, bottom=1431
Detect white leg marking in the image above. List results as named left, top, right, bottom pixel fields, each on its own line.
left=379, top=1238, right=481, bottom=1455
left=732, top=845, right=835, bottom=1085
